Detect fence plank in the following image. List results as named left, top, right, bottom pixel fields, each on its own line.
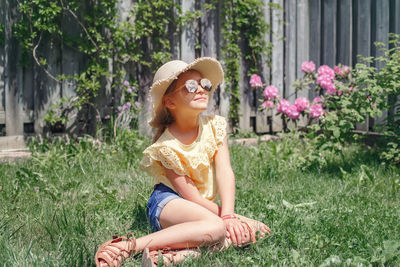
left=0, top=0, right=5, bottom=125
left=296, top=0, right=309, bottom=127
left=392, top=0, right=400, bottom=34
left=22, top=59, right=34, bottom=125
left=322, top=0, right=337, bottom=66
left=285, top=0, right=297, bottom=103
left=33, top=38, right=61, bottom=134
left=308, top=0, right=321, bottom=100
left=372, top=0, right=390, bottom=128
left=181, top=0, right=195, bottom=62
left=239, top=38, right=252, bottom=132
left=256, top=0, right=272, bottom=133
left=217, top=1, right=230, bottom=124
left=337, top=0, right=352, bottom=66
left=201, top=0, right=219, bottom=116
left=271, top=0, right=284, bottom=132
left=354, top=0, right=372, bottom=131
left=4, top=0, right=23, bottom=135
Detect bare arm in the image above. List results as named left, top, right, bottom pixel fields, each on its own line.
left=164, top=168, right=221, bottom=216
left=214, top=136, right=236, bottom=216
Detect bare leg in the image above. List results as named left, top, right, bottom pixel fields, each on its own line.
left=97, top=198, right=225, bottom=266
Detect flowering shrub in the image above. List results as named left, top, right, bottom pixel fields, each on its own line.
left=250, top=60, right=385, bottom=156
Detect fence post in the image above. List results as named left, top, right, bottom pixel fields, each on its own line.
left=271, top=0, right=284, bottom=132
left=201, top=0, right=219, bottom=116
left=181, top=0, right=196, bottom=62
left=4, top=0, right=23, bottom=136
left=0, top=0, right=5, bottom=130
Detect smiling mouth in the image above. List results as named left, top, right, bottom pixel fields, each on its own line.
left=194, top=97, right=207, bottom=101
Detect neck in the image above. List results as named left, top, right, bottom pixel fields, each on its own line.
left=171, top=111, right=201, bottom=133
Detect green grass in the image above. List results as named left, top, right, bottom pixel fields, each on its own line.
left=0, top=133, right=399, bottom=266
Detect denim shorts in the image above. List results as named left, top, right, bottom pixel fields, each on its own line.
left=146, top=183, right=181, bottom=232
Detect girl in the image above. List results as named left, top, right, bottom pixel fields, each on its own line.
left=95, top=57, right=270, bottom=267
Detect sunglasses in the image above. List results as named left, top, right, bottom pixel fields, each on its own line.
left=178, top=79, right=212, bottom=93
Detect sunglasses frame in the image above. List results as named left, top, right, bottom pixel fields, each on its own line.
left=178, top=78, right=212, bottom=93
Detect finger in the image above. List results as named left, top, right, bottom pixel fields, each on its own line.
left=233, top=224, right=242, bottom=246
left=239, top=222, right=247, bottom=242
left=228, top=224, right=237, bottom=245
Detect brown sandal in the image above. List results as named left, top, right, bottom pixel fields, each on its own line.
left=141, top=247, right=201, bottom=267
left=95, top=233, right=136, bottom=267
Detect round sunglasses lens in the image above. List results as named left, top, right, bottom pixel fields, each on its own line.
left=185, top=80, right=198, bottom=93
left=200, top=79, right=212, bottom=91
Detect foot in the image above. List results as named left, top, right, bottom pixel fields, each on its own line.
left=141, top=247, right=201, bottom=267
left=95, top=234, right=136, bottom=267
left=236, top=215, right=271, bottom=239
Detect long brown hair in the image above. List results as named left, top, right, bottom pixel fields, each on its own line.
left=152, top=79, right=178, bottom=143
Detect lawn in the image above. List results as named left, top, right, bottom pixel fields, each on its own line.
left=0, top=133, right=399, bottom=266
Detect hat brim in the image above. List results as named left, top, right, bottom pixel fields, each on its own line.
left=149, top=57, right=224, bottom=128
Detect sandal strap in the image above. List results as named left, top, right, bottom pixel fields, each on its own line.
left=95, top=233, right=136, bottom=267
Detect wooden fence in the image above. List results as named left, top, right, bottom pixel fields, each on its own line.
left=1, top=0, right=399, bottom=137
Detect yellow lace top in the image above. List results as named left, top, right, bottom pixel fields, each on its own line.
left=140, top=115, right=227, bottom=201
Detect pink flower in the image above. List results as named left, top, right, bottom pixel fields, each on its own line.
left=286, top=105, right=300, bottom=120
left=127, top=88, right=132, bottom=94
left=263, top=85, right=279, bottom=100
left=105, top=115, right=110, bottom=119
left=117, top=106, right=122, bottom=111
left=334, top=66, right=344, bottom=76
left=124, top=102, right=131, bottom=110
left=96, top=115, right=100, bottom=120
left=318, top=65, right=335, bottom=80
left=277, top=99, right=291, bottom=114
left=325, top=82, right=337, bottom=95
left=123, top=80, right=130, bottom=87
left=312, top=96, right=323, bottom=104
left=262, top=100, right=274, bottom=109
left=316, top=75, right=332, bottom=87
left=337, top=90, right=343, bottom=96
left=250, top=74, right=263, bottom=87
left=309, top=104, right=324, bottom=119
left=135, top=101, right=141, bottom=107
left=301, top=61, right=316, bottom=73
left=342, top=65, right=350, bottom=75
left=294, top=97, right=310, bottom=112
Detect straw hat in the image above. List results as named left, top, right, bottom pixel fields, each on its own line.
left=149, top=57, right=224, bottom=128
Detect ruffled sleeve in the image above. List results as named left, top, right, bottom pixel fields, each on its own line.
left=140, top=144, right=188, bottom=180
left=209, top=115, right=227, bottom=147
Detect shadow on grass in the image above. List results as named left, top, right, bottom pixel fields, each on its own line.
left=130, top=204, right=150, bottom=233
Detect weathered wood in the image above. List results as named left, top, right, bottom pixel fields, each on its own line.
left=308, top=0, right=321, bottom=100
left=217, top=0, right=230, bottom=124
left=256, top=0, right=272, bottom=133
left=321, top=0, right=337, bottom=67
left=271, top=0, right=284, bottom=132
left=33, top=37, right=62, bottom=134
left=238, top=36, right=252, bottom=132
left=4, top=0, right=23, bottom=135
left=391, top=0, right=400, bottom=34
left=181, top=0, right=195, bottom=62
left=201, top=0, right=219, bottom=116
left=354, top=0, right=372, bottom=131
left=372, top=0, right=390, bottom=127
left=337, top=0, right=352, bottom=66
left=285, top=0, right=297, bottom=102
left=22, top=58, right=34, bottom=125
left=0, top=0, right=5, bottom=124
left=296, top=0, right=310, bottom=127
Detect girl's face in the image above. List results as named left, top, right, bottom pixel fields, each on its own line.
left=164, top=70, right=210, bottom=114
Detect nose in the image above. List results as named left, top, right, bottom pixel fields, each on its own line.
left=196, top=84, right=207, bottom=94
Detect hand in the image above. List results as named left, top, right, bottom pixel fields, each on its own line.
left=223, top=218, right=253, bottom=246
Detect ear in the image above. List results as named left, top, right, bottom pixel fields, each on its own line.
left=164, top=96, right=176, bottom=110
